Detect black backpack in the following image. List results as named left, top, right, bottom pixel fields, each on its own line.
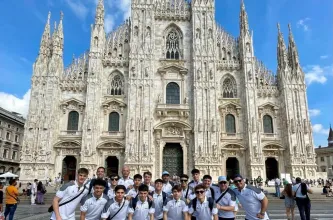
left=192, top=197, right=214, bottom=212
left=131, top=196, right=153, bottom=209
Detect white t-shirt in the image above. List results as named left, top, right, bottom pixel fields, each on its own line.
left=80, top=194, right=108, bottom=220
left=292, top=183, right=309, bottom=198
left=162, top=182, right=173, bottom=195
left=118, top=177, right=134, bottom=189
left=213, top=187, right=237, bottom=218
left=101, top=198, right=130, bottom=220
left=152, top=191, right=165, bottom=219
left=128, top=198, right=155, bottom=220
left=163, top=198, right=188, bottom=220
left=50, top=181, right=90, bottom=220
left=127, top=188, right=139, bottom=198
left=233, top=185, right=269, bottom=220
left=188, top=197, right=218, bottom=220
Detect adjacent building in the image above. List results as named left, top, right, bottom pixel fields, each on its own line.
left=19, top=0, right=317, bottom=182
left=0, top=107, right=25, bottom=175
left=315, top=126, right=333, bottom=179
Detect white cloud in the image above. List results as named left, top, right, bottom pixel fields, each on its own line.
left=65, top=0, right=89, bottom=21
left=304, top=65, right=327, bottom=85
left=297, top=17, right=310, bottom=32
left=105, top=14, right=115, bottom=33
left=312, top=124, right=329, bottom=135
left=0, top=90, right=31, bottom=118
left=309, top=109, right=320, bottom=117
left=320, top=55, right=328, bottom=59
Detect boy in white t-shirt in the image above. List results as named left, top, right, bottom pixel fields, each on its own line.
left=128, top=184, right=155, bottom=220
left=163, top=185, right=188, bottom=220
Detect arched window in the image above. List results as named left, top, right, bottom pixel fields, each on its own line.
left=263, top=115, right=273, bottom=133
left=67, top=111, right=79, bottom=131
left=166, top=82, right=180, bottom=104
left=109, top=112, right=120, bottom=132
left=222, top=77, right=237, bottom=98
left=166, top=30, right=181, bottom=60
left=225, top=114, right=236, bottom=133
left=110, top=73, right=124, bottom=95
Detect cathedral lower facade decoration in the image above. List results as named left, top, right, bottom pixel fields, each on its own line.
left=19, top=0, right=317, bottom=182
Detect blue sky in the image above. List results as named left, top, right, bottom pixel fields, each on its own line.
left=0, top=0, right=332, bottom=147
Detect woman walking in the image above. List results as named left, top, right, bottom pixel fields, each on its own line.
left=282, top=183, right=295, bottom=220
left=36, top=181, right=45, bottom=204
left=293, top=177, right=313, bottom=220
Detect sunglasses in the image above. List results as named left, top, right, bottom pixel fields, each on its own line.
left=180, top=179, right=188, bottom=182
left=195, top=190, right=205, bottom=194
left=219, top=181, right=227, bottom=184
left=110, top=178, right=119, bottom=181
left=234, top=179, right=242, bottom=183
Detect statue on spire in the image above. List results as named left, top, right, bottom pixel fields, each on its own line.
left=287, top=23, right=301, bottom=73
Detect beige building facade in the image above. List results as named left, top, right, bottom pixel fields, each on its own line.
left=0, top=107, right=25, bottom=175
left=315, top=127, right=333, bottom=179
left=20, top=0, right=317, bottom=182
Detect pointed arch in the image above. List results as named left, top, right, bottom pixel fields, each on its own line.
left=108, top=71, right=125, bottom=95
left=164, top=24, right=183, bottom=60
left=221, top=74, right=237, bottom=98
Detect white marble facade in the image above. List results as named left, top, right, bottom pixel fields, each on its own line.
left=19, top=0, right=317, bottom=182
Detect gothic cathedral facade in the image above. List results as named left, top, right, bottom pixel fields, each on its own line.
left=19, top=0, right=317, bottom=182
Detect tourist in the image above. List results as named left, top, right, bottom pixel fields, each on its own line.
left=36, top=181, right=46, bottom=204
left=107, top=173, right=119, bottom=200
left=4, top=179, right=19, bottom=220
left=275, top=177, right=281, bottom=197
left=118, top=166, right=134, bottom=190
left=50, top=168, right=90, bottom=220
left=128, top=184, right=155, bottom=220
left=26, top=182, right=31, bottom=197
left=292, top=177, right=313, bottom=220
left=188, top=184, right=218, bottom=220
left=150, top=179, right=167, bottom=220
left=80, top=179, right=109, bottom=220
left=232, top=174, right=269, bottom=220
left=163, top=185, right=188, bottom=220
left=143, top=171, right=155, bottom=192
left=202, top=175, right=216, bottom=199
left=215, top=176, right=237, bottom=220
left=161, top=171, right=174, bottom=196
left=102, top=185, right=129, bottom=220
left=188, top=169, right=202, bottom=200
left=30, top=179, right=38, bottom=205
left=127, top=174, right=143, bottom=199
left=282, top=183, right=295, bottom=220
left=179, top=174, right=191, bottom=203
left=54, top=174, right=62, bottom=191
left=88, top=167, right=109, bottom=195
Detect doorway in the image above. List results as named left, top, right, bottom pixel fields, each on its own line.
left=105, top=156, right=119, bottom=176
left=62, top=156, right=77, bottom=181
left=163, top=143, right=183, bottom=176
left=226, top=157, right=239, bottom=180
left=265, top=157, right=279, bottom=180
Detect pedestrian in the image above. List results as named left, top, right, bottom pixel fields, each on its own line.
left=118, top=166, right=134, bottom=190
left=26, top=182, right=31, bottom=197
left=150, top=179, right=167, bottom=220
left=30, top=179, right=38, bottom=205
left=127, top=174, right=143, bottom=199
left=88, top=167, right=110, bottom=195
left=50, top=168, right=90, bottom=220
left=128, top=184, right=155, bottom=220
left=163, top=185, right=188, bottom=220
left=80, top=179, right=109, bottom=220
left=188, top=184, right=218, bottom=220
left=214, top=176, right=237, bottom=220
left=36, top=181, right=46, bottom=204
left=101, top=185, right=129, bottom=220
left=232, top=174, right=269, bottom=220
left=292, top=177, right=313, bottom=220
left=282, top=183, right=295, bottom=220
left=161, top=171, right=174, bottom=196
left=179, top=174, right=191, bottom=203
left=275, top=177, right=281, bottom=197
left=107, top=173, right=119, bottom=200
left=4, top=179, right=19, bottom=220
left=0, top=182, right=3, bottom=214
left=143, top=171, right=155, bottom=192
left=188, top=169, right=202, bottom=200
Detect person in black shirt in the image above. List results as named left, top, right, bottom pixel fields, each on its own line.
left=0, top=182, right=3, bottom=213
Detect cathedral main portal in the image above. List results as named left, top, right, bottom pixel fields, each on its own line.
left=162, top=143, right=183, bottom=176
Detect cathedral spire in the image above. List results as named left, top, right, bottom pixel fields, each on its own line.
left=240, top=0, right=250, bottom=36
left=277, top=23, right=288, bottom=72
left=94, top=0, right=104, bottom=26
left=38, top=11, right=51, bottom=57
left=287, top=24, right=301, bottom=73
left=51, top=12, right=64, bottom=57
left=328, top=124, right=333, bottom=147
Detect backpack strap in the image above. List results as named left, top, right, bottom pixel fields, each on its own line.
left=210, top=187, right=215, bottom=200
left=207, top=197, right=214, bottom=211
left=162, top=191, right=167, bottom=205
left=193, top=198, right=197, bottom=212
left=131, top=196, right=138, bottom=210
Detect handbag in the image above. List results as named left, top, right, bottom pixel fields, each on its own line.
left=6, top=189, right=20, bottom=204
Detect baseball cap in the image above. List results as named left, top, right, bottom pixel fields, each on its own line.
left=233, top=174, right=243, bottom=180
left=162, top=171, right=170, bottom=176
left=218, top=176, right=227, bottom=182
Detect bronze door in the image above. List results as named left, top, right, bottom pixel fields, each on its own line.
left=163, top=143, right=183, bottom=176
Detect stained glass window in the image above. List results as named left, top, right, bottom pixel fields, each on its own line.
left=263, top=115, right=273, bottom=133
left=109, top=112, right=120, bottom=132
left=166, top=82, right=180, bottom=104
left=110, top=74, right=124, bottom=95
left=67, top=111, right=79, bottom=131
left=222, top=77, right=237, bottom=98
left=225, top=114, right=236, bottom=133
left=166, top=30, right=180, bottom=60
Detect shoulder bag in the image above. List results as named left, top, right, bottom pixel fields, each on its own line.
left=6, top=188, right=20, bottom=204
left=109, top=200, right=125, bottom=220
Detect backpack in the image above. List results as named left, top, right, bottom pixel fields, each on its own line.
left=131, top=196, right=153, bottom=209
left=149, top=191, right=167, bottom=206
left=192, top=197, right=214, bottom=212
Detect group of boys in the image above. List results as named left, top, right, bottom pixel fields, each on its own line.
left=50, top=166, right=269, bottom=220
